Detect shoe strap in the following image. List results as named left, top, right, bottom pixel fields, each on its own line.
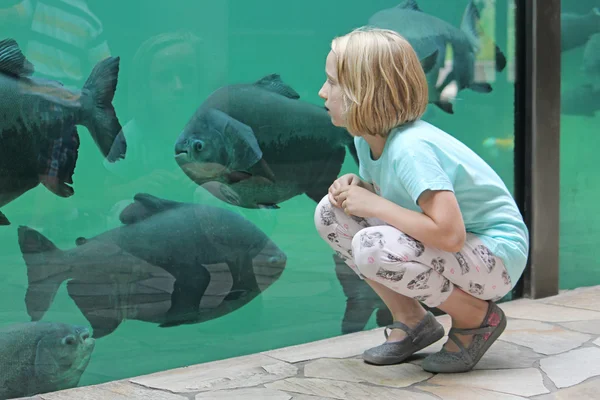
left=384, top=321, right=411, bottom=339
left=383, top=312, right=432, bottom=340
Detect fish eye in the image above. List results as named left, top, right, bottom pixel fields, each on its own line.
left=194, top=140, right=204, bottom=152
left=62, top=335, right=76, bottom=346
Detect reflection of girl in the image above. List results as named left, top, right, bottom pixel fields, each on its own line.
left=104, top=31, right=207, bottom=200
left=315, top=27, right=528, bottom=373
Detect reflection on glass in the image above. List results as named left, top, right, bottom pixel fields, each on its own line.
left=559, top=1, right=600, bottom=290
left=0, top=0, right=521, bottom=396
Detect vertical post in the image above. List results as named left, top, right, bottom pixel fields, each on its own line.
left=512, top=0, right=561, bottom=299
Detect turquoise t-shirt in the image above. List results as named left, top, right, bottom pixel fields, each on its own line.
left=354, top=119, right=529, bottom=284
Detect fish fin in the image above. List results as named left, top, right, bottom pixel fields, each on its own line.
left=80, top=56, right=126, bottom=162
left=0, top=211, right=9, bottom=225
left=160, top=265, right=212, bottom=327
left=419, top=49, right=439, bottom=74
left=0, top=38, right=34, bottom=77
left=495, top=45, right=507, bottom=72
left=38, top=125, right=80, bottom=198
left=258, top=204, right=280, bottom=209
left=206, top=108, right=263, bottom=173
left=348, top=140, right=359, bottom=165
left=376, top=308, right=393, bottom=327
left=434, top=100, right=454, bottom=114
left=241, top=158, right=276, bottom=184
left=226, top=170, right=253, bottom=184
left=17, top=226, right=68, bottom=321
left=469, top=82, right=493, bottom=93
left=255, top=73, right=300, bottom=99
left=397, top=0, right=422, bottom=11
left=460, top=0, right=481, bottom=53
left=119, top=193, right=183, bottom=224
left=66, top=280, right=124, bottom=339
left=225, top=256, right=260, bottom=301
left=342, top=299, right=376, bottom=333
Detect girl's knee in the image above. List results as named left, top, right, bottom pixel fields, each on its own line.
left=352, top=227, right=392, bottom=272
left=314, top=195, right=336, bottom=236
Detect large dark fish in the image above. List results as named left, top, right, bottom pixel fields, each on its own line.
left=173, top=73, right=358, bottom=209
left=561, top=7, right=600, bottom=53
left=583, top=33, right=600, bottom=86
left=368, top=0, right=507, bottom=114
left=18, top=193, right=287, bottom=337
left=0, top=38, right=126, bottom=225
left=561, top=84, right=600, bottom=117
left=0, top=321, right=94, bottom=399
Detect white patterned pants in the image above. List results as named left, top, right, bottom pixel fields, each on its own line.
left=314, top=196, right=513, bottom=307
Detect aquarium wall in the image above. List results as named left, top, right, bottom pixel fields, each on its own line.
left=559, top=0, right=600, bottom=289
left=0, top=0, right=536, bottom=398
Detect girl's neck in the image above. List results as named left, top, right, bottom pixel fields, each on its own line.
left=362, top=133, right=387, bottom=161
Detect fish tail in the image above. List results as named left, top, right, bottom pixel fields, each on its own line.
left=17, top=226, right=69, bottom=321
left=81, top=56, right=126, bottom=162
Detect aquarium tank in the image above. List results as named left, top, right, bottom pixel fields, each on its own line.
left=0, top=0, right=587, bottom=398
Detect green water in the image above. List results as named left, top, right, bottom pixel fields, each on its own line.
left=0, top=0, right=591, bottom=393
left=559, top=0, right=600, bottom=289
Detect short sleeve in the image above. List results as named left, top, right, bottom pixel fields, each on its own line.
left=394, top=142, right=454, bottom=205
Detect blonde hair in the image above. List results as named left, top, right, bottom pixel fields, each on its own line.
left=331, top=26, right=428, bottom=137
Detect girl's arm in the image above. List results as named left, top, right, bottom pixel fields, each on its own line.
left=373, top=189, right=466, bottom=253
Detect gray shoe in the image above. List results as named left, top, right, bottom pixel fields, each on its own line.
left=421, top=301, right=507, bottom=373
left=363, top=312, right=445, bottom=365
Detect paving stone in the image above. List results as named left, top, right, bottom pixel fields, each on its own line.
left=532, top=378, right=600, bottom=399
left=559, top=320, right=600, bottom=335
left=37, top=381, right=186, bottom=399
left=304, top=358, right=432, bottom=388
left=262, top=328, right=386, bottom=363
left=265, top=378, right=438, bottom=400
left=195, top=388, right=292, bottom=400
left=263, top=315, right=452, bottom=364
left=544, top=286, right=600, bottom=312
left=540, top=347, right=600, bottom=388
left=130, top=354, right=297, bottom=393
left=499, top=301, right=600, bottom=322
left=428, top=368, right=549, bottom=397
left=419, top=385, right=528, bottom=399
left=498, top=319, right=591, bottom=355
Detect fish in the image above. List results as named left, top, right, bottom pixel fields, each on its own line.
left=561, top=7, right=600, bottom=53
left=582, top=33, right=600, bottom=86
left=0, top=321, right=94, bottom=399
left=561, top=84, right=600, bottom=117
left=171, top=62, right=436, bottom=210
left=367, top=0, right=507, bottom=114
left=18, top=193, right=287, bottom=337
left=0, top=38, right=126, bottom=226
left=173, top=73, right=359, bottom=209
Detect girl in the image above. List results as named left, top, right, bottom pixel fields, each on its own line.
left=314, top=27, right=528, bottom=373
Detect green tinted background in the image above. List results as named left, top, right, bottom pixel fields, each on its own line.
left=0, top=0, right=524, bottom=388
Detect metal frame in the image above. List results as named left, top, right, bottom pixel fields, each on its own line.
left=512, top=0, right=561, bottom=299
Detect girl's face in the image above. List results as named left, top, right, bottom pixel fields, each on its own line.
left=148, top=42, right=200, bottom=113
left=318, top=51, right=346, bottom=128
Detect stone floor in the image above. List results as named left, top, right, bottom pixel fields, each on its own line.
left=21, top=285, right=600, bottom=400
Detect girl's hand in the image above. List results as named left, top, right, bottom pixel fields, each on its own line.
left=328, top=173, right=363, bottom=207
left=335, top=185, right=382, bottom=218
